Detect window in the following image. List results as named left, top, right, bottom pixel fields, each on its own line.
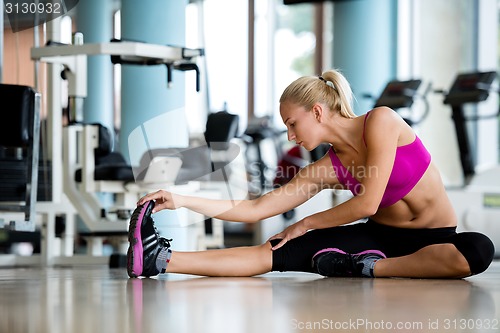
left=185, top=0, right=248, bottom=136
left=185, top=0, right=329, bottom=135
left=272, top=1, right=318, bottom=127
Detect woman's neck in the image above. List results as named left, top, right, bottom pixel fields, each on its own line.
left=324, top=114, right=365, bottom=154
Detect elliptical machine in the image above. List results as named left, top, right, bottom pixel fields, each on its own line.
left=441, top=71, right=500, bottom=257
left=365, top=78, right=431, bottom=127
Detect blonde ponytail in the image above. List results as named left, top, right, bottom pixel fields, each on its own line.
left=279, top=68, right=355, bottom=119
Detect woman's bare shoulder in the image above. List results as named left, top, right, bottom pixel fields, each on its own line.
left=367, top=106, right=403, bottom=124
left=365, top=107, right=410, bottom=141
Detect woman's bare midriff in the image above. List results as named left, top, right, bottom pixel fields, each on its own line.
left=370, top=163, right=457, bottom=229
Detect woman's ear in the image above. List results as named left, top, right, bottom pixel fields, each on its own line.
left=312, top=103, right=323, bottom=122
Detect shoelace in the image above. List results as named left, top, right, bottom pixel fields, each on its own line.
left=159, top=237, right=173, bottom=248
left=147, top=216, right=173, bottom=248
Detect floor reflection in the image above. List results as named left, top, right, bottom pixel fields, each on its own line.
left=0, top=264, right=499, bottom=333
left=273, top=277, right=497, bottom=332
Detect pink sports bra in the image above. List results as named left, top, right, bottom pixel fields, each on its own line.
left=328, top=111, right=431, bottom=208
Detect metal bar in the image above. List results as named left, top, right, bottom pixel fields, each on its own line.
left=31, top=42, right=203, bottom=63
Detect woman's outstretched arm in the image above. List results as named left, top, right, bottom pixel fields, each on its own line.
left=137, top=154, right=338, bottom=223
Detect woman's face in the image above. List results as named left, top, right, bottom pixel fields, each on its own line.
left=280, top=102, right=321, bottom=151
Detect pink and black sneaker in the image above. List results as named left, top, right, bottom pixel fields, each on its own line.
left=312, top=248, right=386, bottom=278
left=127, top=200, right=173, bottom=278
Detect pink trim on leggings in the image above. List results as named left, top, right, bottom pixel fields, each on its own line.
left=312, top=248, right=387, bottom=260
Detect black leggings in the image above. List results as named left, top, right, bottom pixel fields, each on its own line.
left=270, top=219, right=495, bottom=276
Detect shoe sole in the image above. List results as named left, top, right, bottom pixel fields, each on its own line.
left=312, top=248, right=386, bottom=261
left=127, top=201, right=155, bottom=278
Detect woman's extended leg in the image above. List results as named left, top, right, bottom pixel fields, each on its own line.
left=128, top=200, right=275, bottom=278
left=374, top=244, right=471, bottom=278
left=166, top=242, right=274, bottom=277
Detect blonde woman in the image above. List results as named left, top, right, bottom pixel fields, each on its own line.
left=127, top=69, right=494, bottom=279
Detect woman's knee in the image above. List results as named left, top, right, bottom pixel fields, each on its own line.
left=258, top=241, right=274, bottom=266
left=451, top=232, right=495, bottom=276
left=259, top=241, right=273, bottom=252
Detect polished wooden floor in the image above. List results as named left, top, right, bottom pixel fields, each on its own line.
left=1, top=261, right=499, bottom=333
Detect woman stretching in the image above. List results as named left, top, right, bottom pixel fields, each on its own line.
left=127, top=69, right=494, bottom=279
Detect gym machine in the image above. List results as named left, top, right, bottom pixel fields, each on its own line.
left=366, top=78, right=431, bottom=127
left=442, top=71, right=500, bottom=257
left=0, top=37, right=216, bottom=266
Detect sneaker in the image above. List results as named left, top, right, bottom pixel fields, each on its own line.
left=312, top=248, right=386, bottom=277
left=127, top=200, right=173, bottom=278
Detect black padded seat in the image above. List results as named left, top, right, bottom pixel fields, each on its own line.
left=0, top=83, right=40, bottom=227
left=0, top=85, right=37, bottom=147
left=74, top=152, right=135, bottom=182
left=72, top=124, right=135, bottom=183
left=204, top=111, right=239, bottom=150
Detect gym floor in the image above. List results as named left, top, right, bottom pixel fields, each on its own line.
left=1, top=260, right=499, bottom=333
